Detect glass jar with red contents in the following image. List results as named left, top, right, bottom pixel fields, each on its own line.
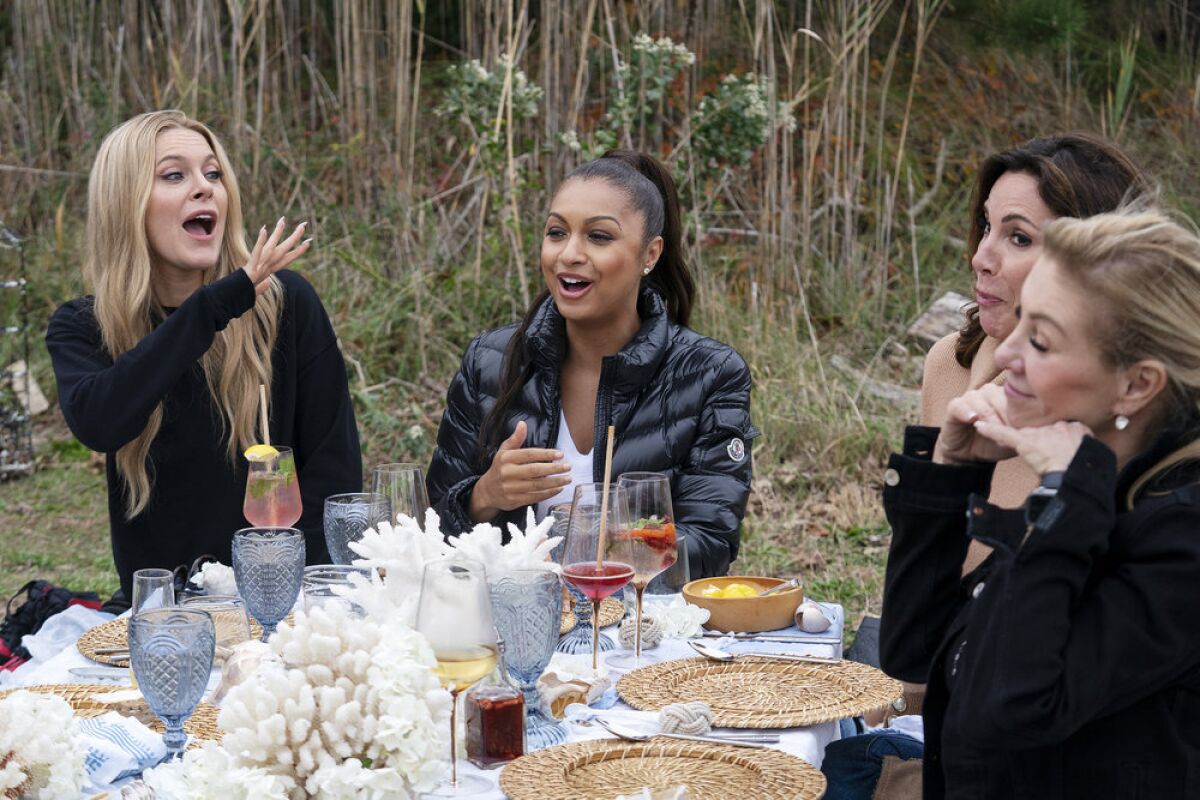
left=465, top=639, right=524, bottom=768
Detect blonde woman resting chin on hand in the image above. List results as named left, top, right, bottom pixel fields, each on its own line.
left=46, top=111, right=362, bottom=607
left=880, top=207, right=1200, bottom=799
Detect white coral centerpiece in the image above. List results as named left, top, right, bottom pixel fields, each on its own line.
left=145, top=602, right=448, bottom=800
left=145, top=508, right=561, bottom=799
left=346, top=507, right=559, bottom=624
left=0, top=691, right=88, bottom=799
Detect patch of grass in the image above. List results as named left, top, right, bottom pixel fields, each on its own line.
left=0, top=451, right=115, bottom=599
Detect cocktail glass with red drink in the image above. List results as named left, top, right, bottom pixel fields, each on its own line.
left=607, top=472, right=677, bottom=670
left=560, top=483, right=635, bottom=671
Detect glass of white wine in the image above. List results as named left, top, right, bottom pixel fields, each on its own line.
left=416, top=559, right=497, bottom=797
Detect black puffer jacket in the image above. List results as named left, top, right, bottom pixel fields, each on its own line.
left=427, top=288, right=758, bottom=578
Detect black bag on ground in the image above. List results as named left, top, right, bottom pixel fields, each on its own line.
left=0, top=579, right=101, bottom=670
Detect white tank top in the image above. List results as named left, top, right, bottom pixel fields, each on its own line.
left=536, top=409, right=595, bottom=520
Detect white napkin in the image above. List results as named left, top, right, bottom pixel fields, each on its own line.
left=21, top=605, right=116, bottom=662
left=76, top=711, right=167, bottom=785
left=639, top=595, right=709, bottom=639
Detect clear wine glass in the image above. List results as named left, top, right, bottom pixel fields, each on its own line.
left=128, top=608, right=215, bottom=760
left=231, top=527, right=305, bottom=641
left=416, top=559, right=497, bottom=797
left=129, top=568, right=176, bottom=686
left=560, top=483, right=635, bottom=671
left=179, top=595, right=252, bottom=663
left=488, top=567, right=566, bottom=750
left=607, top=472, right=676, bottom=670
left=371, top=462, right=430, bottom=527
left=323, top=492, right=391, bottom=565
left=302, top=564, right=373, bottom=617
left=243, top=446, right=302, bottom=527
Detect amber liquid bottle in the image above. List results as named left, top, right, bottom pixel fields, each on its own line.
left=465, top=639, right=525, bottom=768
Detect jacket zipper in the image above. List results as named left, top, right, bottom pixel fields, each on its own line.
left=546, top=371, right=562, bottom=451
left=592, top=357, right=617, bottom=482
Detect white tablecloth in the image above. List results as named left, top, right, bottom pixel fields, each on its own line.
left=5, top=601, right=845, bottom=797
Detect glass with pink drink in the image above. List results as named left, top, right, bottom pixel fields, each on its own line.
left=243, top=445, right=302, bottom=527
left=560, top=483, right=635, bottom=671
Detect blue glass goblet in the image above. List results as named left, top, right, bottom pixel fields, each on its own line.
left=323, top=492, right=390, bottom=565
left=548, top=503, right=615, bottom=655
left=128, top=608, right=215, bottom=760
left=232, top=526, right=305, bottom=641
left=489, top=568, right=567, bottom=750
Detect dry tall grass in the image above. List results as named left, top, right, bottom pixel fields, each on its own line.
left=1, top=0, right=1198, bottom=611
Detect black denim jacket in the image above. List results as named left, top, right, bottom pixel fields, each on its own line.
left=880, top=425, right=1200, bottom=799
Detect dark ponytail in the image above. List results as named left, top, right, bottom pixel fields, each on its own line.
left=478, top=150, right=695, bottom=455
left=580, top=149, right=695, bottom=326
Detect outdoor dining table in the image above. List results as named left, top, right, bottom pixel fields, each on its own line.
left=5, top=598, right=847, bottom=798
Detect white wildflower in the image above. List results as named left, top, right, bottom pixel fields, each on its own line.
left=559, top=130, right=582, bottom=152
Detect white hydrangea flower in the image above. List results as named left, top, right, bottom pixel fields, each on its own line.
left=0, top=691, right=88, bottom=799
left=143, top=744, right=291, bottom=800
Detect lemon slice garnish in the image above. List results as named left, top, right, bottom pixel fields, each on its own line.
left=243, top=444, right=279, bottom=461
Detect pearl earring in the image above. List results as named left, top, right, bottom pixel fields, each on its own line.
left=1115, top=414, right=1130, bottom=431
left=642, top=267, right=651, bottom=276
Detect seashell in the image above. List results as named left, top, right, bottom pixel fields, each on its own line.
left=659, top=701, right=712, bottom=735
left=618, top=614, right=664, bottom=650
left=210, top=639, right=278, bottom=706
left=538, top=670, right=613, bottom=719
left=121, top=780, right=156, bottom=799
left=796, top=600, right=833, bottom=633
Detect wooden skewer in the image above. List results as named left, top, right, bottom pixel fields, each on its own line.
left=259, top=384, right=271, bottom=445
left=595, top=425, right=616, bottom=570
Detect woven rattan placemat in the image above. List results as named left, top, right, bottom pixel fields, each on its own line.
left=618, top=657, right=902, bottom=728
left=499, top=736, right=826, bottom=800
left=0, top=683, right=221, bottom=740
left=78, top=616, right=265, bottom=665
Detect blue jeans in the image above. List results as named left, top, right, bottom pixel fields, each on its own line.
left=821, top=729, right=924, bottom=800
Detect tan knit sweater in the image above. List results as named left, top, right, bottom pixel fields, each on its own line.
left=920, top=331, right=1039, bottom=573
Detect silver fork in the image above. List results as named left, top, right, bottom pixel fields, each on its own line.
left=592, top=717, right=777, bottom=749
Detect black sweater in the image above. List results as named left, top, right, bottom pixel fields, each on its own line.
left=46, top=269, right=362, bottom=599
left=879, top=425, right=1200, bottom=799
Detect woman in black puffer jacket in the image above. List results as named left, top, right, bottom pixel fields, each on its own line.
left=427, top=150, right=757, bottom=578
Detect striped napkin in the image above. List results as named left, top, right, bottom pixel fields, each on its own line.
left=77, top=711, right=167, bottom=785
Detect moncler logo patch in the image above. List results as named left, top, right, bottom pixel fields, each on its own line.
left=727, top=437, right=745, bottom=462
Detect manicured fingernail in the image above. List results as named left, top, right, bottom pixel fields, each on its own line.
left=302, top=237, right=313, bottom=246
left=552, top=451, right=563, bottom=459
left=259, top=225, right=266, bottom=234
left=973, top=420, right=984, bottom=429
left=277, top=216, right=285, bottom=226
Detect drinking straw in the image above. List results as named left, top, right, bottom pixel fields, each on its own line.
left=258, top=384, right=271, bottom=446
left=595, top=425, right=616, bottom=569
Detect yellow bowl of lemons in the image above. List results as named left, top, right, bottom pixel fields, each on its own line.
left=682, top=576, right=804, bottom=633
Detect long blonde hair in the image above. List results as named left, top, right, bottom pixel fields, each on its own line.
left=85, top=110, right=282, bottom=518
left=1043, top=207, right=1200, bottom=508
